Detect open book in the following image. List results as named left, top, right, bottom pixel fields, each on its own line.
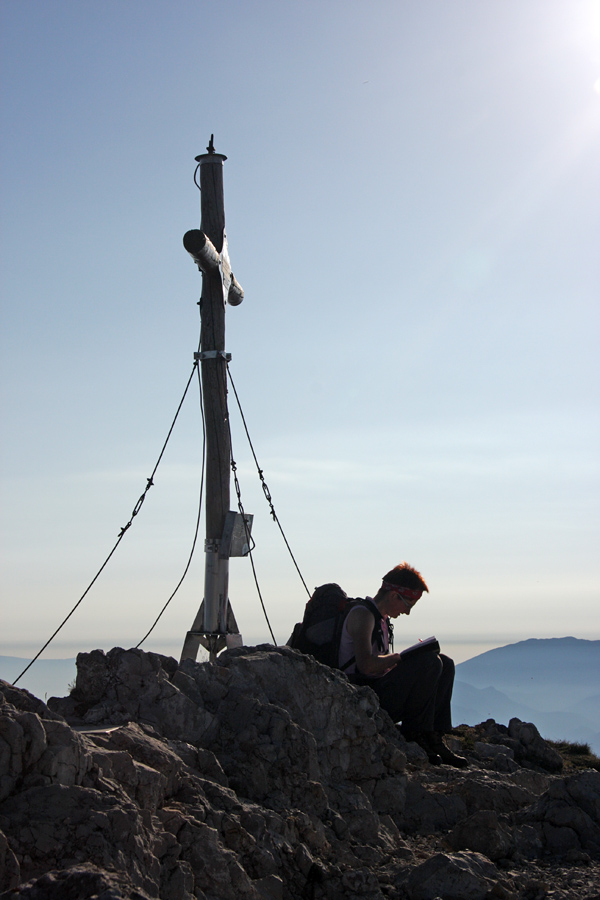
left=399, top=636, right=440, bottom=658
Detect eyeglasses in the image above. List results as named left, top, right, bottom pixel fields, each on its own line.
left=400, top=595, right=419, bottom=610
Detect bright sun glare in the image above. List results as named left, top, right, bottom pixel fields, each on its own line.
left=589, top=1, right=600, bottom=93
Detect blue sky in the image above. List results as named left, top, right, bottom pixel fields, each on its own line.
left=1, top=0, right=599, bottom=666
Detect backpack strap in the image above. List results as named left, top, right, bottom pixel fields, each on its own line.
left=362, top=598, right=387, bottom=652
left=339, top=598, right=388, bottom=671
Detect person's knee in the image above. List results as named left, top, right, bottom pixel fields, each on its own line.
left=440, top=653, right=455, bottom=676
left=419, top=652, right=443, bottom=679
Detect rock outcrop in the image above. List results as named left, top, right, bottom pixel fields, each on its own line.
left=1, top=645, right=599, bottom=899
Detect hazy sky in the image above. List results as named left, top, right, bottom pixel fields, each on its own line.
left=1, top=0, right=599, bottom=667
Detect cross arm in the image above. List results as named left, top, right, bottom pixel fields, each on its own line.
left=183, top=229, right=244, bottom=306
left=183, top=229, right=220, bottom=272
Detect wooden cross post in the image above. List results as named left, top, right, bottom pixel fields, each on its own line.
left=180, top=137, right=247, bottom=664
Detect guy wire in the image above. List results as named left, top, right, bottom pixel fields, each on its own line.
left=226, top=362, right=310, bottom=598
left=136, top=360, right=206, bottom=648
left=13, top=358, right=200, bottom=686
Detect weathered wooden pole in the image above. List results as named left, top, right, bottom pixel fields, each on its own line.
left=180, top=137, right=246, bottom=663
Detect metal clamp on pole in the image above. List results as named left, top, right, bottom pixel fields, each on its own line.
left=194, top=351, right=232, bottom=361
left=220, top=511, right=253, bottom=559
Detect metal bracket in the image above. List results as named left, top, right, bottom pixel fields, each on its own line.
left=194, top=351, right=232, bottom=362
left=180, top=600, right=243, bottom=662
left=220, top=511, right=253, bottom=559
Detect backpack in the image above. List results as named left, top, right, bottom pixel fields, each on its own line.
left=288, top=583, right=388, bottom=671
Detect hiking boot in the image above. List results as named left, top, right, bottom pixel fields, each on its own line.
left=428, top=732, right=469, bottom=768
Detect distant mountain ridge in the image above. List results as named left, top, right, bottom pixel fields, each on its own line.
left=454, top=637, right=600, bottom=754
left=0, top=656, right=76, bottom=703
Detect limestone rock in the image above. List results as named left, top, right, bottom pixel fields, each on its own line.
left=0, top=827, right=20, bottom=892
left=0, top=862, right=155, bottom=899
left=457, top=770, right=539, bottom=816
left=405, top=850, right=501, bottom=899
left=396, top=779, right=467, bottom=834
left=447, top=809, right=513, bottom=860
left=474, top=740, right=519, bottom=773
left=0, top=688, right=92, bottom=802
left=0, top=783, right=161, bottom=895
left=2, top=647, right=599, bottom=900
left=88, top=722, right=183, bottom=800
left=519, top=770, right=600, bottom=858
left=0, top=683, right=63, bottom=723
left=508, top=718, right=564, bottom=772
left=50, top=648, right=213, bottom=744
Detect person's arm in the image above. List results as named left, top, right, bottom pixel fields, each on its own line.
left=346, top=606, right=403, bottom=676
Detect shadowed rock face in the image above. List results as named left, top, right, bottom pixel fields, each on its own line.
left=1, top=646, right=599, bottom=900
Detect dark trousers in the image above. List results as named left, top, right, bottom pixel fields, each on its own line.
left=351, top=652, right=455, bottom=733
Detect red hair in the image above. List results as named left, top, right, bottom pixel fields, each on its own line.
left=375, top=562, right=428, bottom=601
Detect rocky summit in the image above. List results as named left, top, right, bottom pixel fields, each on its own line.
left=1, top=646, right=599, bottom=900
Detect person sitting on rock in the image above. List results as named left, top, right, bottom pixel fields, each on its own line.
left=338, top=562, right=468, bottom=768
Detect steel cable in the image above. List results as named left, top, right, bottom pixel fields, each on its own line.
left=228, top=432, right=277, bottom=645
left=13, top=361, right=200, bottom=686
left=226, top=363, right=311, bottom=598
left=136, top=362, right=206, bottom=648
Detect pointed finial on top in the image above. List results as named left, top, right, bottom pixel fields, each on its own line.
left=195, top=136, right=226, bottom=163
